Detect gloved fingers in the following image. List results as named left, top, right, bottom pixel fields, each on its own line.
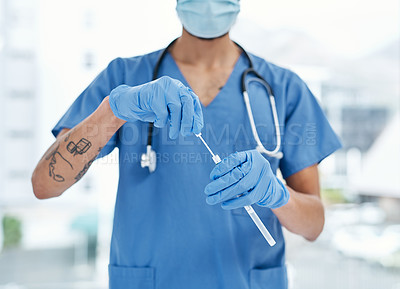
left=179, top=89, right=195, bottom=136
left=152, top=102, right=169, bottom=128
left=204, top=161, right=250, bottom=196
left=189, top=89, right=204, bottom=135
left=210, top=151, right=248, bottom=180
left=167, top=98, right=182, bottom=139
left=221, top=192, right=255, bottom=210
left=150, top=79, right=170, bottom=128
left=134, top=111, right=157, bottom=123
left=214, top=169, right=266, bottom=210
left=206, top=167, right=256, bottom=205
left=160, top=77, right=201, bottom=137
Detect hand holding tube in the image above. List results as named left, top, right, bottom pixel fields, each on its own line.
left=204, top=150, right=289, bottom=210
left=109, top=76, right=203, bottom=139
left=196, top=135, right=278, bottom=246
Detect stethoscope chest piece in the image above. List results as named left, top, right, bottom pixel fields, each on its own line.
left=141, top=145, right=157, bottom=173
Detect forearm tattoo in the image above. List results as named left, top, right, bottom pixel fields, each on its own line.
left=44, top=134, right=93, bottom=183
left=66, top=138, right=92, bottom=156
left=74, top=147, right=103, bottom=183
left=45, top=145, right=73, bottom=182
left=63, top=132, right=71, bottom=143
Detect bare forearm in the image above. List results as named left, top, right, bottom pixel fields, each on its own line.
left=272, top=187, right=324, bottom=241
left=31, top=96, right=125, bottom=199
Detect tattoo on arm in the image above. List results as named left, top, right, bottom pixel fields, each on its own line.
left=66, top=138, right=92, bottom=156
left=74, top=147, right=103, bottom=183
left=46, top=145, right=73, bottom=182
left=63, top=132, right=71, bottom=143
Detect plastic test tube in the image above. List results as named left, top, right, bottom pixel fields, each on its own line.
left=196, top=134, right=276, bottom=247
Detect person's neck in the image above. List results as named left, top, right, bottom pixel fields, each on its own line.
left=170, top=29, right=241, bottom=69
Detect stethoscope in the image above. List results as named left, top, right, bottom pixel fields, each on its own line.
left=141, top=39, right=283, bottom=173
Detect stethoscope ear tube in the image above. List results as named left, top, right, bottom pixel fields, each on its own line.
left=235, top=43, right=283, bottom=159
left=146, top=39, right=179, bottom=145
left=243, top=89, right=283, bottom=159
left=142, top=39, right=179, bottom=172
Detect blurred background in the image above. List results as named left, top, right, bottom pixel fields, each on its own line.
left=0, top=0, right=399, bottom=288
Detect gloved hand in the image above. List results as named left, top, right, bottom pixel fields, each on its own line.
left=109, top=76, right=203, bottom=139
left=204, top=150, right=290, bottom=210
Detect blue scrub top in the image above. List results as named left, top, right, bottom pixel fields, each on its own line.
left=53, top=49, right=341, bottom=289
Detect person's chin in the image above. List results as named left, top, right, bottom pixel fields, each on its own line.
left=188, top=31, right=229, bottom=41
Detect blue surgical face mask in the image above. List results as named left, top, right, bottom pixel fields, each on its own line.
left=176, top=0, right=240, bottom=39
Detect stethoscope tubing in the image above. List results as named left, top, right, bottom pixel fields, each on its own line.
left=145, top=39, right=283, bottom=164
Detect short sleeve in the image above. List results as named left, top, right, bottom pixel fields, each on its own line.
left=279, top=73, right=342, bottom=179
left=51, top=58, right=125, bottom=158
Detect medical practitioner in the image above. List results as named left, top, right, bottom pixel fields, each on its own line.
left=32, top=0, right=342, bottom=288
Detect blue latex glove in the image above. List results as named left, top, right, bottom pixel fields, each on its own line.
left=109, top=76, right=203, bottom=139
left=204, top=150, right=290, bottom=210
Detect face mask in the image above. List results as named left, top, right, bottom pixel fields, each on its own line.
left=176, top=0, right=240, bottom=39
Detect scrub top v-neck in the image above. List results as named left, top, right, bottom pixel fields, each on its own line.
left=163, top=52, right=245, bottom=110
